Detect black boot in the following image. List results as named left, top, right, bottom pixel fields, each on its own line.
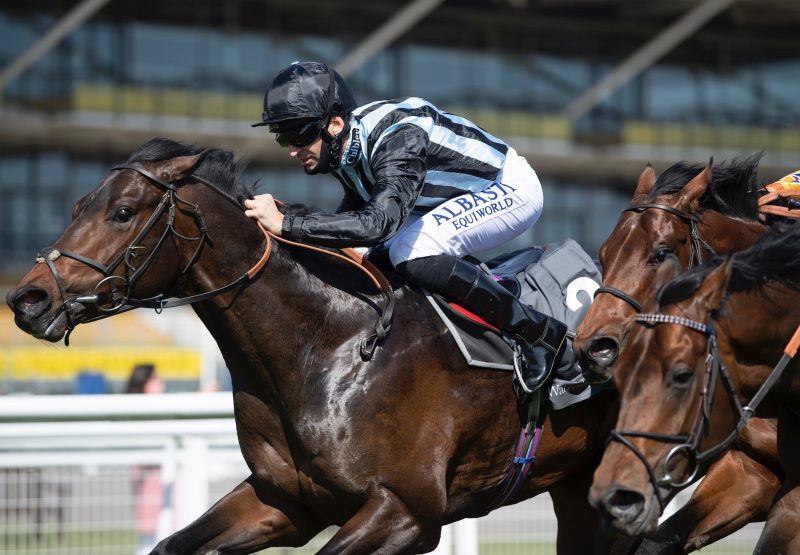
left=506, top=302, right=569, bottom=394
left=398, top=255, right=568, bottom=394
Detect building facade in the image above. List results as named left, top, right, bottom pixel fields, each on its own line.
left=1, top=0, right=799, bottom=276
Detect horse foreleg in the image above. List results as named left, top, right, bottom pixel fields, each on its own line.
left=151, top=475, right=325, bottom=555
left=550, top=464, right=613, bottom=555
left=316, top=488, right=438, bottom=555
left=753, top=483, right=800, bottom=555
left=754, top=408, right=800, bottom=554
left=635, top=449, right=780, bottom=554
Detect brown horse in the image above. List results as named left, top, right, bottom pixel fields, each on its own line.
left=573, top=158, right=783, bottom=553
left=589, top=221, right=800, bottom=553
left=6, top=138, right=620, bottom=554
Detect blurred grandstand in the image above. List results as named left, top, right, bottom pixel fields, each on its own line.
left=0, top=1, right=797, bottom=552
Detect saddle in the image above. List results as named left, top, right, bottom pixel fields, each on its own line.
left=371, top=239, right=605, bottom=410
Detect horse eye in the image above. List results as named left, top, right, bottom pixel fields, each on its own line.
left=667, top=365, right=694, bottom=390
left=113, top=206, right=134, bottom=223
left=651, top=246, right=673, bottom=264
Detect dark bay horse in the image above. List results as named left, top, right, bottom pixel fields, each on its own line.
left=572, top=158, right=783, bottom=553
left=589, top=222, right=800, bottom=553
left=6, top=138, right=619, bottom=554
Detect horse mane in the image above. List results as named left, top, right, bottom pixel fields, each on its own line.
left=125, top=137, right=255, bottom=200
left=648, top=153, right=762, bottom=220
left=658, top=220, right=800, bottom=306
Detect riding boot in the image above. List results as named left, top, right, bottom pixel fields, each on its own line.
left=400, top=255, right=568, bottom=394
left=505, top=302, right=569, bottom=394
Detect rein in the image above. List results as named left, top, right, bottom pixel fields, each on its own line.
left=36, top=163, right=394, bottom=357
left=594, top=203, right=716, bottom=313
left=609, top=313, right=800, bottom=511
left=264, top=231, right=395, bottom=359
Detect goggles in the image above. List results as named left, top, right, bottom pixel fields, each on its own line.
left=271, top=120, right=325, bottom=148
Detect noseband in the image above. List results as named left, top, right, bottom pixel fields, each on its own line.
left=610, top=313, right=800, bottom=511
left=35, top=162, right=271, bottom=345
left=594, top=203, right=716, bottom=313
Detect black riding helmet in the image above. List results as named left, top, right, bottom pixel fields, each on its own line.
left=253, top=62, right=357, bottom=174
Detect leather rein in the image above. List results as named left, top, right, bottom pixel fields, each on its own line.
left=36, top=163, right=394, bottom=356
left=594, top=203, right=716, bottom=312
left=611, top=313, right=800, bottom=511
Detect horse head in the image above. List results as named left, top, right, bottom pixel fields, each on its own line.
left=6, top=141, right=249, bottom=344
left=574, top=156, right=765, bottom=384
left=588, top=257, right=741, bottom=536
left=574, top=162, right=711, bottom=383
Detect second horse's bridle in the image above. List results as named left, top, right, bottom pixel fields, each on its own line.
left=594, top=203, right=716, bottom=312
left=610, top=312, right=800, bottom=512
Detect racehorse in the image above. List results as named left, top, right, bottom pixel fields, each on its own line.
left=588, top=221, right=800, bottom=553
left=6, top=138, right=620, bottom=554
left=572, top=158, right=783, bottom=553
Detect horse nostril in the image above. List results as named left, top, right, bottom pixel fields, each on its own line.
left=589, top=337, right=619, bottom=367
left=10, top=287, right=51, bottom=318
left=604, top=487, right=646, bottom=524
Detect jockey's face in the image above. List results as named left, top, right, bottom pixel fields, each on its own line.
left=286, top=116, right=346, bottom=173
left=287, top=137, right=323, bottom=172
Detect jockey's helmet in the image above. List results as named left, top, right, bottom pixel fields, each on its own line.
left=252, top=61, right=356, bottom=133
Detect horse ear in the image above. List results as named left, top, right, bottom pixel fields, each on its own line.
left=654, top=255, right=682, bottom=284
left=155, top=153, right=206, bottom=183
left=647, top=255, right=682, bottom=307
left=696, top=256, right=733, bottom=313
left=632, top=164, right=656, bottom=201
left=676, top=158, right=713, bottom=212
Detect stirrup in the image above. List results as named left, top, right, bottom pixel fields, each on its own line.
left=512, top=344, right=536, bottom=402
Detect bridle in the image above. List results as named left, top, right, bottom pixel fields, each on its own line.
left=35, top=161, right=271, bottom=345
left=609, top=312, right=800, bottom=512
left=35, top=160, right=394, bottom=356
left=594, top=203, right=716, bottom=313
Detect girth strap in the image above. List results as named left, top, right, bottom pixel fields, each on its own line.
left=488, top=388, right=544, bottom=510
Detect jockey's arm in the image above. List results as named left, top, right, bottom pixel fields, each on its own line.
left=279, top=126, right=428, bottom=248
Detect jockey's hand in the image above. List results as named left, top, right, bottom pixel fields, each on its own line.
left=244, top=194, right=284, bottom=235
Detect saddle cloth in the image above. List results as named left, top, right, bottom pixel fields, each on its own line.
left=426, top=238, right=606, bottom=410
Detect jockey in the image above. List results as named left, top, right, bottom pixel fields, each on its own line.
left=245, top=61, right=567, bottom=394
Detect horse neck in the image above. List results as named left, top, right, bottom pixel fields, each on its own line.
left=715, top=285, right=800, bottom=404
left=177, top=205, right=376, bottom=395
left=701, top=211, right=765, bottom=253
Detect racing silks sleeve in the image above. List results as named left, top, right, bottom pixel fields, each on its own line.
left=281, top=125, right=427, bottom=247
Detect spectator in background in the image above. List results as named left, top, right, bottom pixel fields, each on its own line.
left=125, top=363, right=165, bottom=395
left=126, top=363, right=165, bottom=555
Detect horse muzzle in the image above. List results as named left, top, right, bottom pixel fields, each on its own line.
left=7, top=284, right=95, bottom=342
left=7, top=284, right=61, bottom=340
left=589, top=482, right=659, bottom=537
left=575, top=335, right=619, bottom=384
